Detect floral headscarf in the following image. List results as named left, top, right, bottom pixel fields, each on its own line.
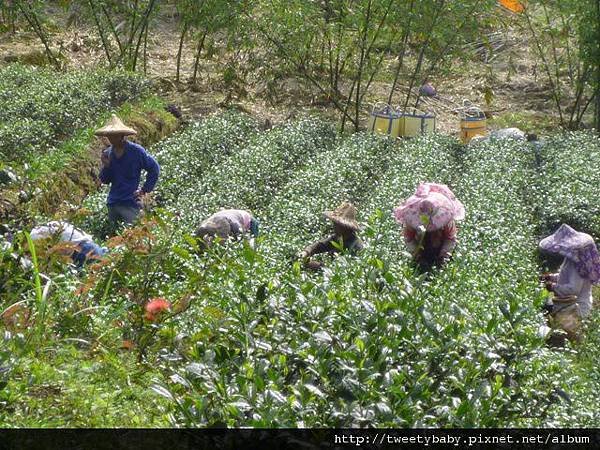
left=393, top=183, right=465, bottom=231
left=539, top=224, right=600, bottom=283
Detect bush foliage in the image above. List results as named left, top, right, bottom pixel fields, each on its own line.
left=0, top=64, right=150, bottom=162
left=2, top=112, right=600, bottom=427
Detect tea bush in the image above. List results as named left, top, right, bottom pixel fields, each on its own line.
left=260, top=132, right=396, bottom=264
left=153, top=111, right=261, bottom=206
left=360, top=134, right=461, bottom=261
left=533, top=132, right=600, bottom=241
left=6, top=110, right=600, bottom=427
left=0, top=64, right=150, bottom=162
left=151, top=131, right=599, bottom=427
left=173, top=116, right=337, bottom=230
left=408, top=139, right=558, bottom=426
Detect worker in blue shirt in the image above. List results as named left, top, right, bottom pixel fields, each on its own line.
left=96, top=114, right=160, bottom=226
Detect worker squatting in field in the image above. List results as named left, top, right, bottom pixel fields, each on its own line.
left=394, top=182, right=465, bottom=270
left=298, top=202, right=363, bottom=271
left=539, top=224, right=600, bottom=345
left=195, top=209, right=260, bottom=248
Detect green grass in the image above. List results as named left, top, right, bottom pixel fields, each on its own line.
left=0, top=346, right=170, bottom=427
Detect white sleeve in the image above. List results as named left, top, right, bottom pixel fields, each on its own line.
left=553, top=262, right=584, bottom=297
left=30, top=226, right=52, bottom=241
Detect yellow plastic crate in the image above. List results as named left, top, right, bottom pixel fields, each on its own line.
left=368, top=104, right=402, bottom=137
left=460, top=117, right=487, bottom=144
left=368, top=104, right=435, bottom=138
left=398, top=111, right=436, bottom=137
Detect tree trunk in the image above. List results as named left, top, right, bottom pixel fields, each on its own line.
left=403, top=0, right=445, bottom=112
left=354, top=0, right=373, bottom=132
left=176, top=23, right=189, bottom=83
left=192, top=30, right=207, bottom=85
left=143, top=21, right=148, bottom=75
left=87, top=0, right=113, bottom=67
left=126, top=0, right=139, bottom=65
left=131, top=0, right=156, bottom=71
left=100, top=2, right=124, bottom=55
left=387, top=0, right=415, bottom=105
left=523, top=9, right=566, bottom=127
left=16, top=1, right=60, bottom=69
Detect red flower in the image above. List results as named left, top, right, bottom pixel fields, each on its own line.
left=144, top=298, right=171, bottom=322
left=121, top=340, right=135, bottom=350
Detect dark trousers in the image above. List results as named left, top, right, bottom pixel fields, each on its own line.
left=108, top=204, right=141, bottom=225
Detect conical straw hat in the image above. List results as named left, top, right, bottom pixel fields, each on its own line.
left=323, top=202, right=361, bottom=231
left=95, top=114, right=137, bottom=136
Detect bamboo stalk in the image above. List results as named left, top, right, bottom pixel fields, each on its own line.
left=192, top=30, right=208, bottom=85
left=523, top=6, right=565, bottom=127
left=87, top=0, right=113, bottom=67
left=100, top=2, right=124, bottom=55
left=16, top=1, right=60, bottom=69
left=131, top=0, right=157, bottom=71
left=354, top=0, right=373, bottom=131
left=596, top=0, right=600, bottom=132
left=403, top=0, right=446, bottom=112
left=250, top=12, right=357, bottom=129
left=387, top=0, right=415, bottom=105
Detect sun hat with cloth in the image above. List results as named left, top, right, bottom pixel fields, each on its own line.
left=195, top=216, right=231, bottom=240
left=539, top=224, right=600, bottom=283
left=324, top=202, right=361, bottom=231
left=393, top=182, right=465, bottom=231
left=95, top=114, right=137, bottom=136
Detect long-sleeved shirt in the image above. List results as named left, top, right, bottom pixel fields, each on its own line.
left=30, top=221, right=93, bottom=245
left=29, top=221, right=105, bottom=266
left=404, top=222, right=457, bottom=262
left=549, top=259, right=593, bottom=317
left=304, top=233, right=363, bottom=257
left=200, top=209, right=259, bottom=237
left=99, top=141, right=160, bottom=207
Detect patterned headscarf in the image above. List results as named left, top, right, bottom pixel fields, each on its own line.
left=393, top=183, right=465, bottom=231
left=539, top=224, right=600, bottom=283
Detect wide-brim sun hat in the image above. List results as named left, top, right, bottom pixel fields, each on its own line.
left=540, top=224, right=600, bottom=283
left=196, top=216, right=231, bottom=240
left=95, top=114, right=137, bottom=137
left=393, top=182, right=465, bottom=231
left=324, top=202, right=361, bottom=231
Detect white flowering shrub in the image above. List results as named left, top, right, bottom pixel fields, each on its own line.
left=153, top=111, right=261, bottom=206
left=260, top=132, right=397, bottom=263
left=173, top=116, right=337, bottom=229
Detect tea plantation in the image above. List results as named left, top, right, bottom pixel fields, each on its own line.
left=0, top=64, right=149, bottom=164
left=2, top=107, right=600, bottom=426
